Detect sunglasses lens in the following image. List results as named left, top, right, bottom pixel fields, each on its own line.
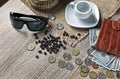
left=27, top=21, right=47, bottom=31
left=10, top=17, right=24, bottom=29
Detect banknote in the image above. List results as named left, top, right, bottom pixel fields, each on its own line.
left=89, top=28, right=100, bottom=46
left=89, top=28, right=120, bottom=71
left=92, top=57, right=111, bottom=70
left=113, top=57, right=119, bottom=71
left=108, top=58, right=117, bottom=70
left=118, top=58, right=120, bottom=70
left=91, top=50, right=116, bottom=66
left=91, top=50, right=120, bottom=71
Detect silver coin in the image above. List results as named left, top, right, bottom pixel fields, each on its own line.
left=66, top=63, right=74, bottom=70
left=98, top=72, right=106, bottom=79
left=84, top=58, right=93, bottom=66
left=48, top=15, right=56, bottom=21
left=75, top=58, right=83, bottom=65
left=56, top=23, right=64, bottom=30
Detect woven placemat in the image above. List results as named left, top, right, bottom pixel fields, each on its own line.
left=87, top=0, right=120, bottom=19
left=21, top=0, right=89, bottom=47
left=21, top=0, right=120, bottom=46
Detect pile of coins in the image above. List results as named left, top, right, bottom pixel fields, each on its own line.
left=78, top=57, right=116, bottom=79
left=57, top=60, right=75, bottom=70
left=80, top=65, right=89, bottom=77
left=80, top=66, right=115, bottom=79
left=47, top=48, right=81, bottom=70
left=57, top=48, right=81, bottom=70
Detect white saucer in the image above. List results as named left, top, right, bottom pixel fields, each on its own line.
left=65, top=1, right=100, bottom=28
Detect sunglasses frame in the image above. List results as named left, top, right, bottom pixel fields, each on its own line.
left=10, top=12, right=49, bottom=31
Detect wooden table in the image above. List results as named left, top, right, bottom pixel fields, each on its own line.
left=0, top=0, right=120, bottom=79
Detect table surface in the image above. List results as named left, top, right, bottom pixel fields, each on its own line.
left=0, top=0, right=120, bottom=79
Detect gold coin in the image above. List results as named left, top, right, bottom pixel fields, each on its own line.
left=91, top=62, right=99, bottom=69
left=80, top=71, right=88, bottom=77
left=63, top=53, right=72, bottom=61
left=89, top=71, right=98, bottom=79
left=80, top=65, right=89, bottom=73
left=48, top=56, right=56, bottom=63
left=58, top=60, right=66, bottom=68
left=27, top=43, right=35, bottom=51
left=72, top=48, right=80, bottom=56
left=106, top=70, right=114, bottom=78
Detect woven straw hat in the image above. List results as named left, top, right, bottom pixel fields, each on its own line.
left=28, top=0, right=59, bottom=10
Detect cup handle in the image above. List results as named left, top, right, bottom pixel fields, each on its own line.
left=69, top=2, right=75, bottom=9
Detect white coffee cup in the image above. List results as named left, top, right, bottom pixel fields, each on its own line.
left=70, top=1, right=92, bottom=19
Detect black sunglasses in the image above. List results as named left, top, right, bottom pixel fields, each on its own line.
left=10, top=12, right=49, bottom=31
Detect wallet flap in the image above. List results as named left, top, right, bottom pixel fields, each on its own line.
left=95, top=18, right=120, bottom=57
left=112, top=20, right=120, bottom=31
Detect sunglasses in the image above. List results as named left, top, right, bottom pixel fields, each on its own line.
left=10, top=12, right=49, bottom=31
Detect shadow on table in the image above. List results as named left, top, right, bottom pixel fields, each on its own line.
left=0, top=0, right=8, bottom=7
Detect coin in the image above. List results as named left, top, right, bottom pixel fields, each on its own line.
left=56, top=23, right=64, bottom=30
left=84, top=58, right=93, bottom=66
left=48, top=56, right=56, bottom=63
left=91, top=62, right=99, bottom=69
left=75, top=58, right=83, bottom=65
left=87, top=48, right=93, bottom=56
left=58, top=60, right=66, bottom=68
left=80, top=71, right=88, bottom=77
left=80, top=65, right=89, bottom=73
left=27, top=43, right=35, bottom=51
left=72, top=48, right=80, bottom=56
left=106, top=70, right=114, bottom=78
left=48, top=15, right=56, bottom=21
left=66, top=63, right=74, bottom=70
left=98, top=72, right=106, bottom=79
left=89, top=71, right=98, bottom=79
left=116, top=71, right=120, bottom=78
left=63, top=53, right=72, bottom=61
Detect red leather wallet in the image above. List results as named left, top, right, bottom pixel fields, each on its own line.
left=95, top=19, right=120, bottom=56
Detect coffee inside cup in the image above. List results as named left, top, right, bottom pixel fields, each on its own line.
left=76, top=2, right=90, bottom=13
